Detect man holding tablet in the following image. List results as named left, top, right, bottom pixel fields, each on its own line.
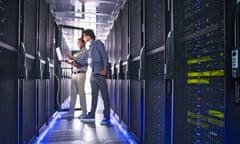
left=64, top=38, right=88, bottom=119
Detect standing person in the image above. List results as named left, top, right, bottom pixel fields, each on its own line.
left=82, top=29, right=111, bottom=125
left=64, top=38, right=88, bottom=119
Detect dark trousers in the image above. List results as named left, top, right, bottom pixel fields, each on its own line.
left=89, top=74, right=110, bottom=118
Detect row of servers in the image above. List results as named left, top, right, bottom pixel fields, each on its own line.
left=105, top=0, right=168, bottom=143
left=105, top=0, right=240, bottom=144
left=1, top=0, right=240, bottom=143
left=0, top=0, right=72, bottom=143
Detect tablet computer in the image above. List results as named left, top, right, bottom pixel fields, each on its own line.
left=56, top=47, right=63, bottom=61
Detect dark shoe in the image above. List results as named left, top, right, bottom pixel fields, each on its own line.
left=80, top=114, right=95, bottom=122
left=79, top=114, right=88, bottom=119
left=100, top=117, right=111, bottom=126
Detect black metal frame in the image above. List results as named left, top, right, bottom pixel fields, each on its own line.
left=169, top=0, right=240, bottom=144
left=224, top=0, right=240, bottom=143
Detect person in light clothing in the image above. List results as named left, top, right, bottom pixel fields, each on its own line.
left=64, top=38, right=88, bottom=119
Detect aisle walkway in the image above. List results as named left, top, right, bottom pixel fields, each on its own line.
left=35, top=98, right=135, bottom=144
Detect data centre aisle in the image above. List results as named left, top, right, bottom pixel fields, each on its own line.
left=35, top=98, right=136, bottom=144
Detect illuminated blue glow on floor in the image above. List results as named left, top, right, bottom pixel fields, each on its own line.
left=34, top=112, right=61, bottom=144
left=35, top=93, right=137, bottom=144
left=110, top=112, right=138, bottom=144
left=34, top=111, right=137, bottom=144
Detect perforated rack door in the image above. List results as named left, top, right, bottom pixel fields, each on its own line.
left=145, top=0, right=165, bottom=50
left=0, top=0, right=18, bottom=47
left=39, top=0, right=48, bottom=58
left=24, top=0, right=37, bottom=55
left=174, top=0, right=225, bottom=143
left=145, top=52, right=165, bottom=143
left=130, top=0, right=142, bottom=57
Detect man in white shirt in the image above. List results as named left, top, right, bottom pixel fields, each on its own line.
left=64, top=38, right=88, bottom=119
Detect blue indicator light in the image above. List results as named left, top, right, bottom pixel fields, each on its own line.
left=196, top=90, right=201, bottom=93
left=196, top=19, right=201, bottom=23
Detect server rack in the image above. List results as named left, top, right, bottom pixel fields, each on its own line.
left=115, top=12, right=122, bottom=119
left=59, top=35, right=72, bottom=107
left=105, top=0, right=130, bottom=136
left=46, top=10, right=56, bottom=119
left=0, top=0, right=18, bottom=47
left=109, top=28, right=117, bottom=113
left=21, top=0, right=38, bottom=142
left=0, top=48, right=18, bottom=144
left=144, top=0, right=170, bottom=143
left=38, top=0, right=48, bottom=133
left=120, top=0, right=130, bottom=127
left=129, top=0, right=144, bottom=142
left=168, top=0, right=240, bottom=143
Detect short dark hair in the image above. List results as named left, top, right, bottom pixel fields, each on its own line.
left=78, top=38, right=85, bottom=45
left=83, top=29, right=96, bottom=40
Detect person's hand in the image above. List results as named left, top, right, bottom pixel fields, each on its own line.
left=66, top=53, right=72, bottom=58
left=100, top=67, right=107, bottom=76
left=62, top=59, right=68, bottom=63
left=72, top=61, right=82, bottom=68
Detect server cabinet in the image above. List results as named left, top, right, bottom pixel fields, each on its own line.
left=54, top=26, right=72, bottom=109
left=120, top=70, right=129, bottom=126
left=46, top=8, right=56, bottom=119
left=109, top=28, right=117, bottom=112
left=38, top=0, right=47, bottom=131
left=145, top=52, right=165, bottom=144
left=120, top=1, right=130, bottom=127
left=21, top=0, right=38, bottom=142
left=114, top=13, right=122, bottom=118
left=144, top=0, right=169, bottom=143
left=170, top=0, right=240, bottom=143
left=145, top=0, right=165, bottom=51
left=0, top=48, right=19, bottom=144
left=0, top=0, right=18, bottom=47
left=130, top=0, right=142, bottom=57
left=1, top=0, right=56, bottom=143
left=21, top=0, right=56, bottom=142
left=23, top=0, right=37, bottom=55
left=129, top=60, right=142, bottom=141
left=23, top=59, right=36, bottom=143
left=129, top=0, right=143, bottom=142
left=0, top=0, right=19, bottom=143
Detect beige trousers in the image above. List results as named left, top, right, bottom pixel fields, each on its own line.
left=70, top=73, right=87, bottom=114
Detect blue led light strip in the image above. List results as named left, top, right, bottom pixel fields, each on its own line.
left=110, top=112, right=138, bottom=144
left=34, top=112, right=61, bottom=144
left=35, top=111, right=137, bottom=144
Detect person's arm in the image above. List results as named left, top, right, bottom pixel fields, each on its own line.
left=66, top=53, right=78, bottom=61
left=77, top=50, right=88, bottom=65
left=63, top=59, right=82, bottom=68
left=97, top=41, right=109, bottom=67
left=97, top=41, right=109, bottom=75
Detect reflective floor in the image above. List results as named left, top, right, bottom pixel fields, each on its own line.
left=36, top=98, right=133, bottom=144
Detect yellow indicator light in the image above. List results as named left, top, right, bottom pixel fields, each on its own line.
left=187, top=111, right=224, bottom=127
left=187, top=79, right=209, bottom=84
left=208, top=109, right=224, bottom=119
left=187, top=53, right=224, bottom=65
left=187, top=118, right=209, bottom=129
left=187, top=56, right=211, bottom=64
left=187, top=69, right=224, bottom=77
